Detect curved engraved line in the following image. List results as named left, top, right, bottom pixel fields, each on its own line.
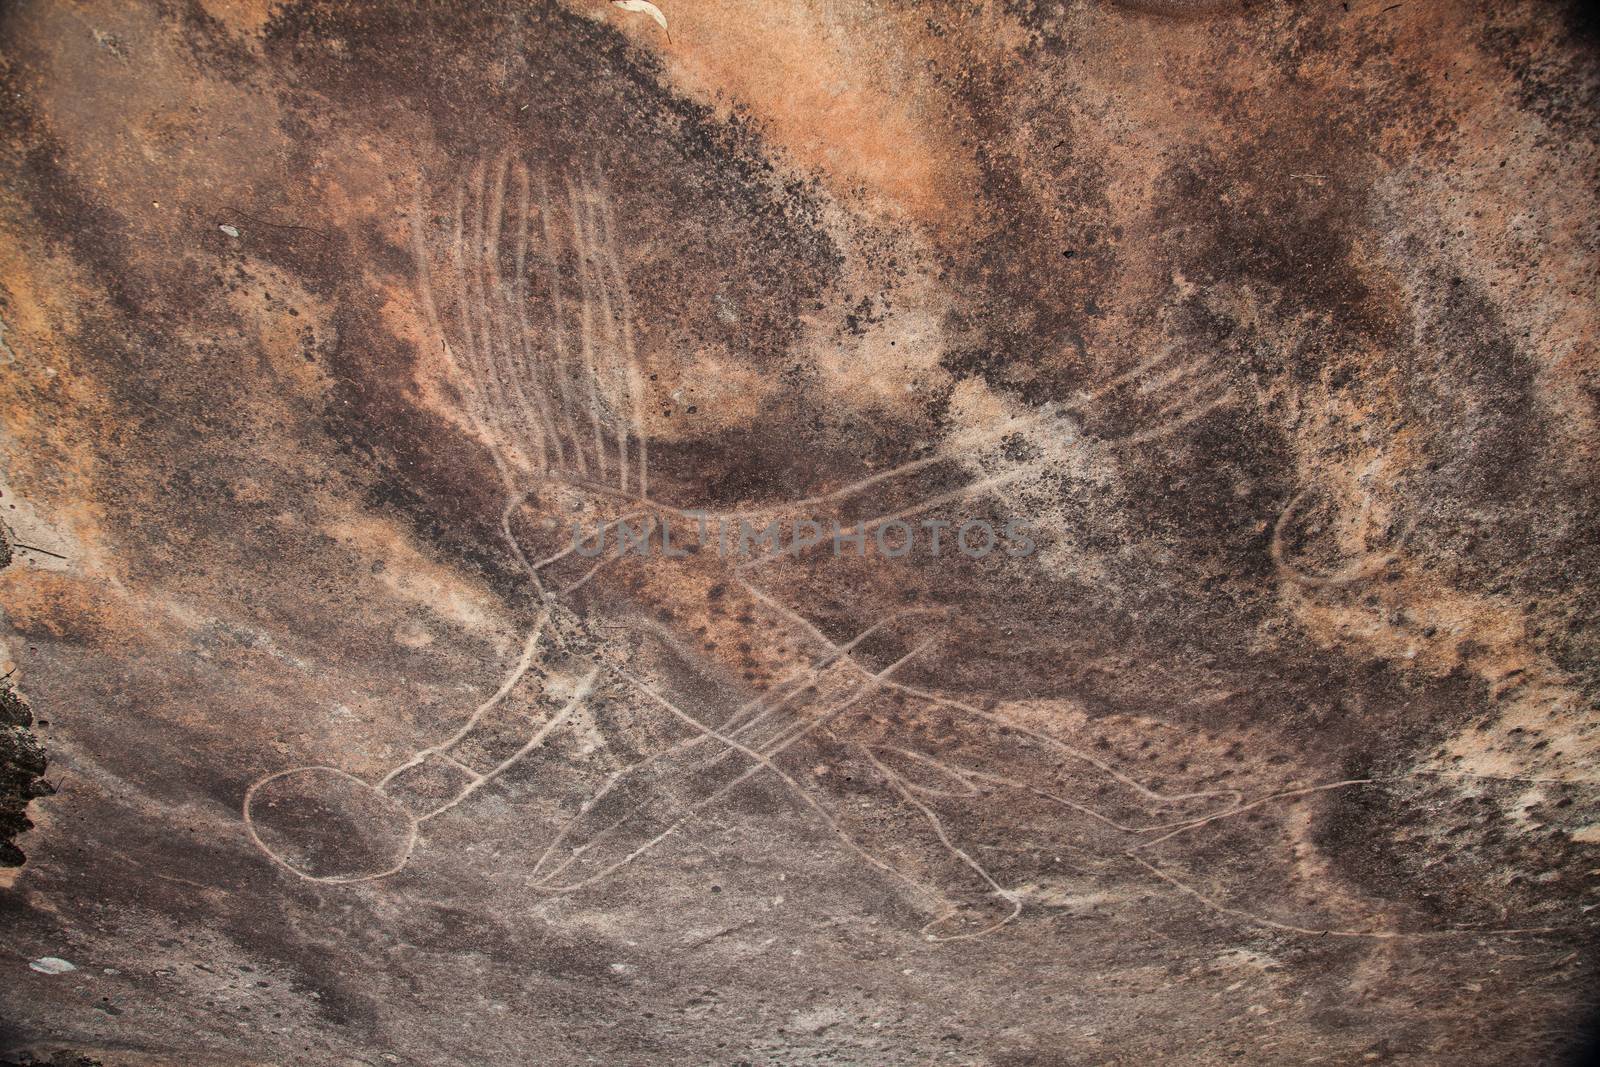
left=315, top=189, right=1576, bottom=938
left=483, top=152, right=551, bottom=473
left=1127, top=849, right=1575, bottom=940
left=376, top=608, right=552, bottom=790
left=859, top=746, right=1023, bottom=942
left=1128, top=776, right=1591, bottom=938
left=876, top=680, right=1241, bottom=809
left=560, top=517, right=658, bottom=597
left=242, top=766, right=419, bottom=885
left=418, top=666, right=599, bottom=822
left=868, top=746, right=985, bottom=800
left=737, top=576, right=1246, bottom=826
left=243, top=176, right=584, bottom=882
left=456, top=164, right=521, bottom=466
left=861, top=731, right=1254, bottom=837
left=511, top=159, right=566, bottom=470
left=526, top=612, right=942, bottom=884
left=1270, top=489, right=1394, bottom=588
left=440, top=407, right=1045, bottom=524
left=570, top=177, right=633, bottom=493
left=527, top=643, right=941, bottom=898
left=527, top=648, right=931, bottom=891
left=706, top=609, right=947, bottom=758
left=563, top=177, right=613, bottom=483
left=591, top=168, right=650, bottom=498
left=535, top=172, right=591, bottom=475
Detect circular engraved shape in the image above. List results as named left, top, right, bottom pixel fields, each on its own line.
left=244, top=766, right=417, bottom=883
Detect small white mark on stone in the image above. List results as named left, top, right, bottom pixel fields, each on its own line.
left=30, top=957, right=76, bottom=974
left=220, top=224, right=241, bottom=238
left=394, top=619, right=434, bottom=649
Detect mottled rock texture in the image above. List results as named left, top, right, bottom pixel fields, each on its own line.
left=1, top=1, right=1597, bottom=1063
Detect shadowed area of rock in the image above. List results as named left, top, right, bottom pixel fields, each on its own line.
left=1, top=1, right=1598, bottom=1064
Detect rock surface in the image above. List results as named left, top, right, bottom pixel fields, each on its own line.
left=1, top=1, right=1597, bottom=1063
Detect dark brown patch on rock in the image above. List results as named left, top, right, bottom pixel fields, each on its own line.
left=2, top=0, right=1599, bottom=1064
left=0, top=681, right=52, bottom=868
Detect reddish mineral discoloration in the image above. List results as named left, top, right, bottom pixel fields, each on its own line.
left=1, top=1, right=1598, bottom=1063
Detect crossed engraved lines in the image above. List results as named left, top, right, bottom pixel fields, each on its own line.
left=244, top=165, right=1580, bottom=942
left=391, top=536, right=1578, bottom=942
left=411, top=157, right=648, bottom=496
left=378, top=611, right=598, bottom=823
left=246, top=501, right=1577, bottom=941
